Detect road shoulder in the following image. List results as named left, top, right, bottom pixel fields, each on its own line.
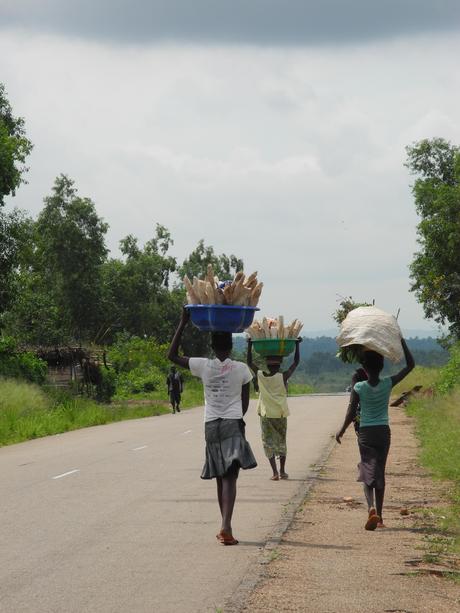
left=238, top=407, right=460, bottom=612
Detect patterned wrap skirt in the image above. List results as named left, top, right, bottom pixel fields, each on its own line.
left=260, top=416, right=287, bottom=459
left=201, top=418, right=257, bottom=480
left=357, top=425, right=391, bottom=489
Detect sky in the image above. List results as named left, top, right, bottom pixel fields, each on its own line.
left=1, top=1, right=460, bottom=335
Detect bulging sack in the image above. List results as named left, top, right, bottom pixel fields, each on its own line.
left=336, top=306, right=403, bottom=363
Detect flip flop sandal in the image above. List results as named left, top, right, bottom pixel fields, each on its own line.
left=365, top=513, right=381, bottom=531
left=270, top=475, right=280, bottom=481
left=219, top=533, right=239, bottom=546
left=280, top=473, right=289, bottom=480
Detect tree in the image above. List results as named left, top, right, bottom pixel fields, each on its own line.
left=0, top=83, right=33, bottom=206
left=0, top=209, right=33, bottom=325
left=29, top=175, right=109, bottom=342
left=178, top=239, right=244, bottom=281
left=101, top=225, right=178, bottom=342
left=405, top=138, right=460, bottom=339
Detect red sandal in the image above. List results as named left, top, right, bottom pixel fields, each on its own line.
left=217, top=531, right=239, bottom=546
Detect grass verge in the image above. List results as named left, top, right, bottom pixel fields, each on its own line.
left=288, top=382, right=315, bottom=395
left=0, top=377, right=172, bottom=447
left=406, top=387, right=460, bottom=567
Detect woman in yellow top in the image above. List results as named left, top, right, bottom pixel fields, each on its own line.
left=247, top=338, right=302, bottom=480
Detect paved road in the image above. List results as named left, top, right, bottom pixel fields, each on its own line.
left=0, top=395, right=345, bottom=613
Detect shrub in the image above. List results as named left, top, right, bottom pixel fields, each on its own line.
left=0, top=336, right=47, bottom=384
left=115, top=366, right=164, bottom=397
left=435, top=341, right=460, bottom=395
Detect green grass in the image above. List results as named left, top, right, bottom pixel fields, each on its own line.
left=393, top=365, right=439, bottom=396
left=113, top=378, right=205, bottom=410
left=288, top=382, right=315, bottom=395
left=0, top=377, right=171, bottom=447
left=406, top=387, right=460, bottom=557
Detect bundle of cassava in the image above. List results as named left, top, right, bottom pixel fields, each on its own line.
left=246, top=316, right=303, bottom=340
left=183, top=265, right=263, bottom=307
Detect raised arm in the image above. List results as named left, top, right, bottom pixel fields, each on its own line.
left=246, top=338, right=259, bottom=375
left=391, top=338, right=415, bottom=387
left=167, top=308, right=191, bottom=370
left=283, top=337, right=302, bottom=384
left=335, top=389, right=359, bottom=444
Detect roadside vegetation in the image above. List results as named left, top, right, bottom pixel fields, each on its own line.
left=402, top=344, right=460, bottom=563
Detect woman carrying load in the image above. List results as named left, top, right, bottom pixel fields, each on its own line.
left=336, top=338, right=414, bottom=530
left=247, top=337, right=301, bottom=480
left=168, top=307, right=257, bottom=546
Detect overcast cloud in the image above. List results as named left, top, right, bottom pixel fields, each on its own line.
left=1, top=0, right=460, bottom=45
left=1, top=6, right=460, bottom=334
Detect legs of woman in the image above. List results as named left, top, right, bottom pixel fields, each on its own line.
left=375, top=486, right=385, bottom=525
left=221, top=472, right=237, bottom=534
left=363, top=484, right=375, bottom=511
left=280, top=455, right=288, bottom=479
left=268, top=456, right=279, bottom=480
left=216, top=477, right=223, bottom=515
left=216, top=464, right=239, bottom=545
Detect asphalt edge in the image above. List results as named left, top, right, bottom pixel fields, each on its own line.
left=221, top=433, right=338, bottom=613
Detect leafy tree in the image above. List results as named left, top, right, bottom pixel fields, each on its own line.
left=0, top=83, right=33, bottom=205
left=100, top=224, right=178, bottom=342
left=178, top=239, right=244, bottom=281
left=405, top=138, right=460, bottom=339
left=0, top=209, right=35, bottom=328
left=7, top=175, right=109, bottom=343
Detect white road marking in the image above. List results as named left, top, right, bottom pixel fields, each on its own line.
left=181, top=430, right=192, bottom=435
left=132, top=445, right=148, bottom=451
left=52, top=469, right=80, bottom=480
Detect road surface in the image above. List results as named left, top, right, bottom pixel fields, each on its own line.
left=0, top=395, right=345, bottom=612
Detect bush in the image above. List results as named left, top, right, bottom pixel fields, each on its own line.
left=115, top=366, right=164, bottom=397
left=109, top=334, right=170, bottom=374
left=95, top=368, right=117, bottom=403
left=0, top=336, right=47, bottom=384
left=435, top=341, right=460, bottom=395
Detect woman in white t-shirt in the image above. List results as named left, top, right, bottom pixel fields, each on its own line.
left=168, top=308, right=257, bottom=546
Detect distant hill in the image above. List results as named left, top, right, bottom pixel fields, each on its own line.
left=233, top=335, right=448, bottom=392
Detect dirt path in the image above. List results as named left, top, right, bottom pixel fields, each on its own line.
left=239, top=407, right=460, bottom=613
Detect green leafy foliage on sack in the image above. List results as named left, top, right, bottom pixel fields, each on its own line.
left=0, top=336, right=47, bottom=384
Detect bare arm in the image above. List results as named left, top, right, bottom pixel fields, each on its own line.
left=167, top=308, right=191, bottom=370
left=241, top=382, right=250, bottom=416
left=391, top=338, right=415, bottom=387
left=335, top=390, right=359, bottom=444
left=283, top=338, right=302, bottom=384
left=246, top=338, right=258, bottom=375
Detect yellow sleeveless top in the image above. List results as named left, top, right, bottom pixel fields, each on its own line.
left=256, top=371, right=290, bottom=418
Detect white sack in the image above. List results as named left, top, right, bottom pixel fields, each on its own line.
left=336, top=306, right=403, bottom=363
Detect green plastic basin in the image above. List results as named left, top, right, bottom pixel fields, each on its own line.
left=252, top=338, right=296, bottom=357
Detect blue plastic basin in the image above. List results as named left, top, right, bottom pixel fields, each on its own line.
left=185, top=305, right=259, bottom=333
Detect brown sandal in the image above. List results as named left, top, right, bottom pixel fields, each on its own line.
left=218, top=531, right=239, bottom=546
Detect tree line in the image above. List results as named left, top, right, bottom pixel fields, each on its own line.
left=1, top=82, right=459, bottom=356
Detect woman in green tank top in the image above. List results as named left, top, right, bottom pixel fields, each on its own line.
left=247, top=338, right=302, bottom=480
left=336, top=338, right=414, bottom=530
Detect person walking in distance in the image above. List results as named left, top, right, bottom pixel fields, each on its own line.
left=336, top=338, right=414, bottom=530
left=168, top=308, right=257, bottom=545
left=167, top=366, right=183, bottom=413
left=247, top=337, right=301, bottom=481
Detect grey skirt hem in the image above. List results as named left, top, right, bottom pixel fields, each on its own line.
left=201, top=418, right=257, bottom=480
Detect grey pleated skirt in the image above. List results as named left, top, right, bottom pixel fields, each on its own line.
left=357, top=425, right=391, bottom=489
left=201, top=418, right=258, bottom=480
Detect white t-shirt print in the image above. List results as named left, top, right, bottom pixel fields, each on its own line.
left=189, top=358, right=253, bottom=422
